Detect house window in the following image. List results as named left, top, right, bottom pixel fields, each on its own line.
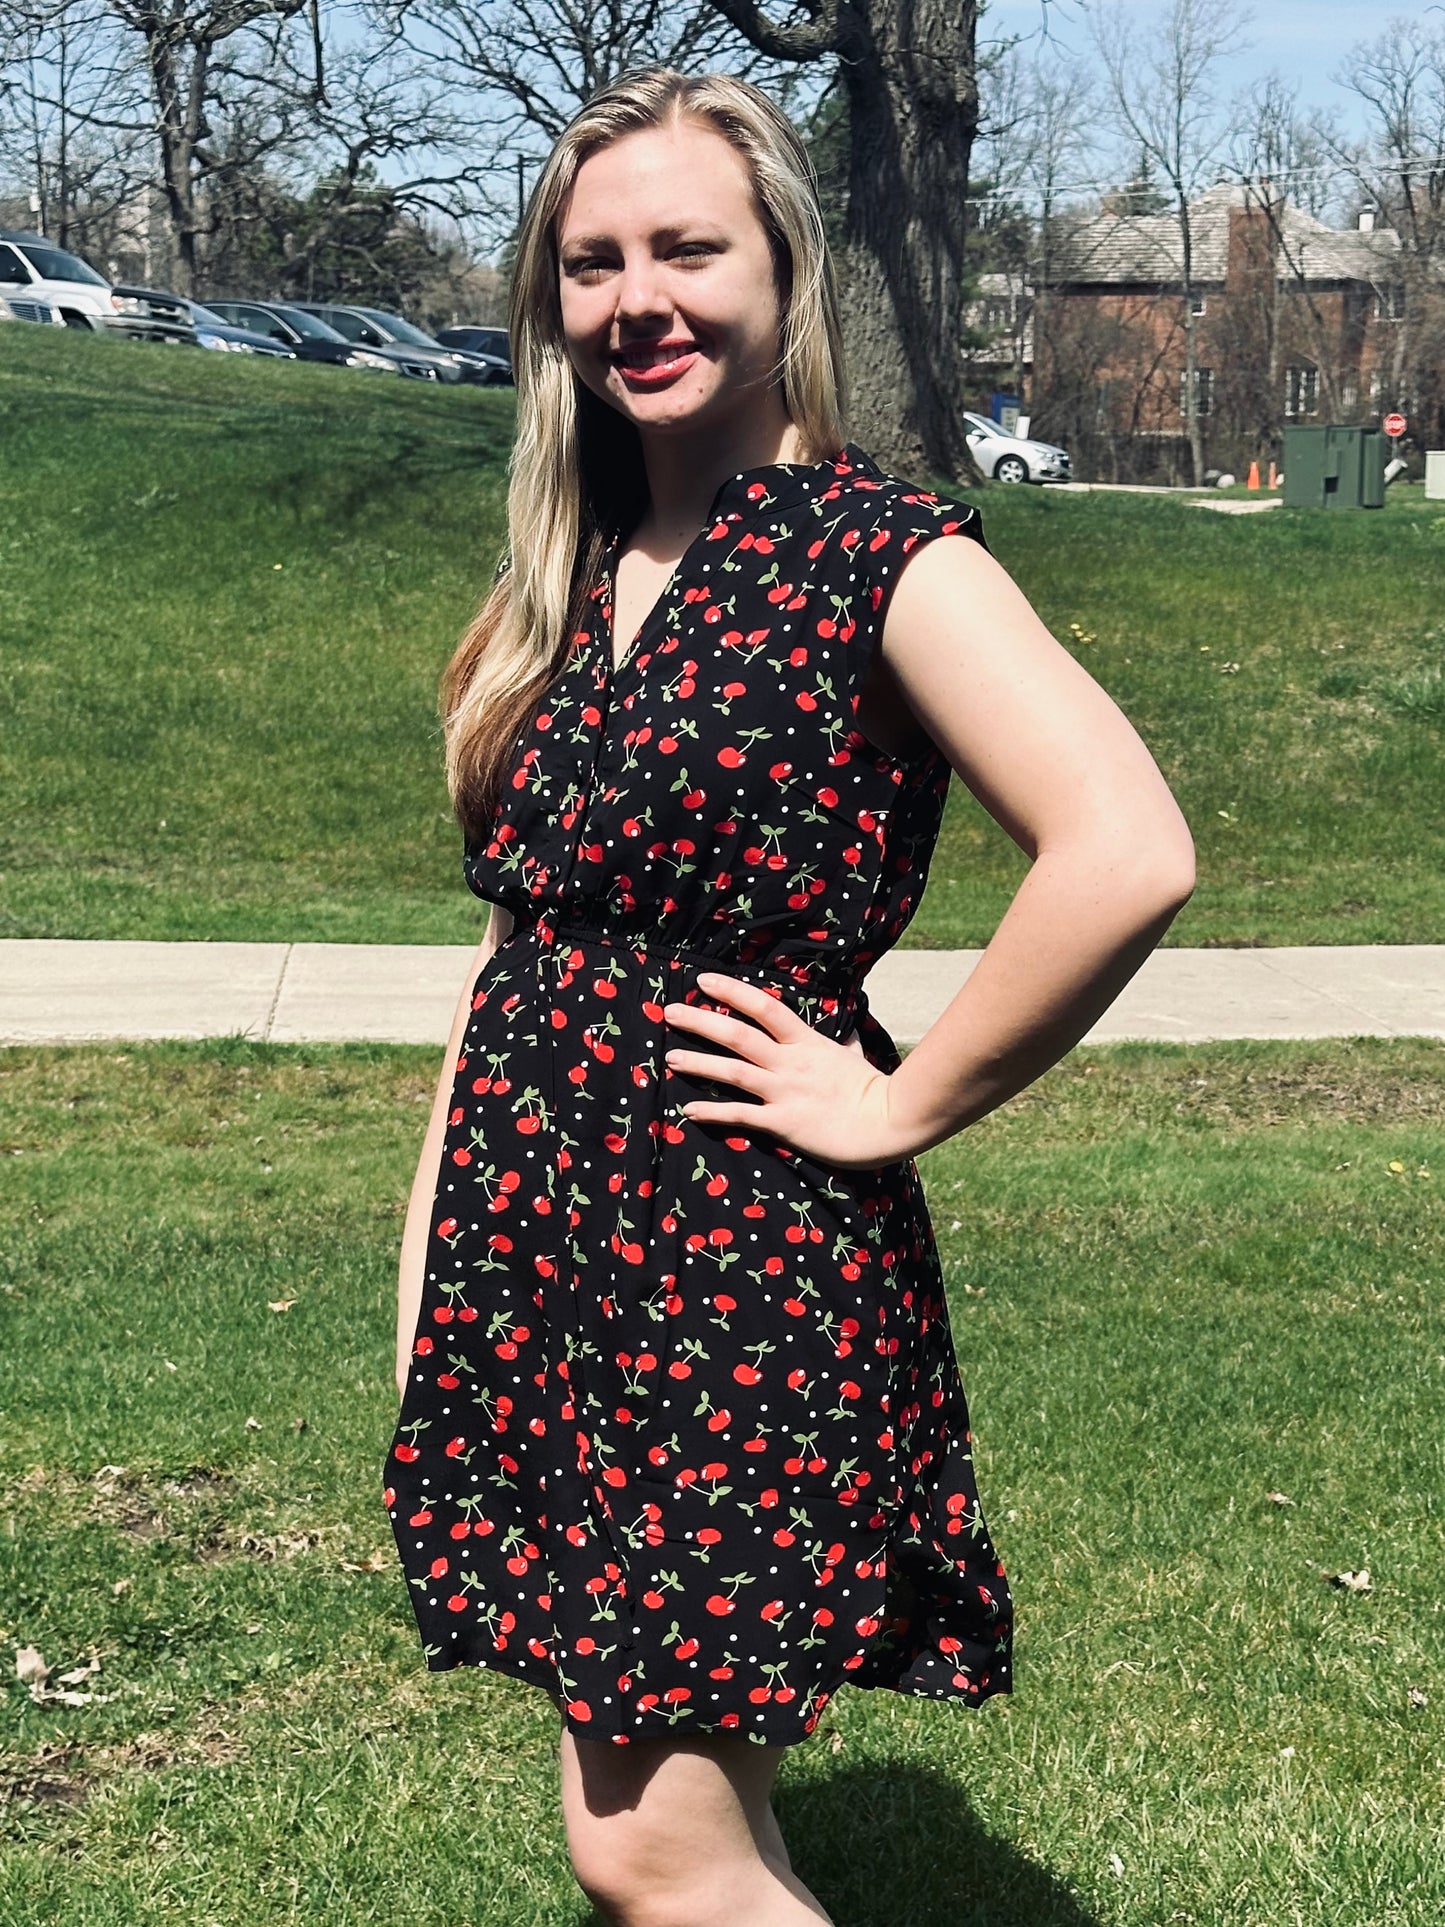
left=1368, top=369, right=1386, bottom=407
left=1341, top=379, right=1358, bottom=410
left=1285, top=365, right=1319, bottom=418
left=1374, top=286, right=1405, bottom=321
left=1190, top=293, right=1207, bottom=315
left=1180, top=367, right=1214, bottom=417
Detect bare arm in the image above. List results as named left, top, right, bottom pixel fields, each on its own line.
left=880, top=533, right=1196, bottom=1153
left=657, top=527, right=1196, bottom=1169
left=395, top=900, right=515, bottom=1399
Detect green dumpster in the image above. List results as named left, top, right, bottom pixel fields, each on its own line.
left=1283, top=425, right=1387, bottom=509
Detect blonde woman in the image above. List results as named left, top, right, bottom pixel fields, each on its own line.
left=383, top=66, right=1194, bottom=1927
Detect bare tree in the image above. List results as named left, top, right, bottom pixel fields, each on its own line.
left=1225, top=76, right=1349, bottom=430
left=1088, top=0, right=1251, bottom=485
left=976, top=35, right=1105, bottom=439
left=381, top=0, right=799, bottom=247
left=217, top=30, right=491, bottom=295
left=1316, top=14, right=1445, bottom=440
left=690, top=0, right=994, bottom=478
left=96, top=0, right=317, bottom=292
left=0, top=3, right=149, bottom=249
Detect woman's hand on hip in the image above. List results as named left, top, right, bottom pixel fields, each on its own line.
left=662, top=972, right=916, bottom=1170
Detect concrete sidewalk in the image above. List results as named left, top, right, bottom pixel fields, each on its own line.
left=2, top=939, right=1442, bottom=1049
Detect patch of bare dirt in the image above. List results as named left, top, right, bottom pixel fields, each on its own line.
left=1, top=1714, right=250, bottom=1816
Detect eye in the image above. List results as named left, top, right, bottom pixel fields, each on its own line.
left=564, top=255, right=612, bottom=280
left=673, top=242, right=716, bottom=264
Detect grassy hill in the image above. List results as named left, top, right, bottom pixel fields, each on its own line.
left=2, top=327, right=1441, bottom=946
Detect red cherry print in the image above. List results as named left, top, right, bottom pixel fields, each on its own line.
left=384, top=448, right=1011, bottom=1747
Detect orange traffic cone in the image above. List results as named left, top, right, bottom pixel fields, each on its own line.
left=1246, top=459, right=1261, bottom=490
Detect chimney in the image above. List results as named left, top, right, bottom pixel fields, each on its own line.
left=1358, top=209, right=1376, bottom=232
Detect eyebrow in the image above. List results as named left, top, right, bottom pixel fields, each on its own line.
left=560, top=225, right=721, bottom=254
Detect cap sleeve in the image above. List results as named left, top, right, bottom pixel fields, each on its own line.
left=861, top=481, right=989, bottom=648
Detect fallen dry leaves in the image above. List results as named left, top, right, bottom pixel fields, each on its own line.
left=14, top=1646, right=120, bottom=1707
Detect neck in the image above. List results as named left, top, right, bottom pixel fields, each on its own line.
left=633, top=396, right=810, bottom=545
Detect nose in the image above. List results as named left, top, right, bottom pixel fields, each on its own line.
left=613, top=247, right=671, bottom=326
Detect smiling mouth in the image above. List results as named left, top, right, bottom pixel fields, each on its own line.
left=613, top=340, right=699, bottom=372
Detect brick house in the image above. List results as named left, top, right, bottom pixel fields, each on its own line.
left=1030, top=182, right=1438, bottom=483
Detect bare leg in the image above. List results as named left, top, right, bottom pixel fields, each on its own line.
left=559, top=1727, right=830, bottom=1926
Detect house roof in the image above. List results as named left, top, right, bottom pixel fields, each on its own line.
left=1050, top=182, right=1403, bottom=289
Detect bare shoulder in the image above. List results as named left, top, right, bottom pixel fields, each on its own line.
left=881, top=526, right=1050, bottom=670
left=879, top=529, right=1106, bottom=751
left=877, top=527, right=1193, bottom=867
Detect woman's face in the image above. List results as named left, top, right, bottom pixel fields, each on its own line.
left=556, top=117, right=787, bottom=445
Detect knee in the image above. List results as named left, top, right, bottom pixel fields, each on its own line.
left=565, top=1814, right=711, bottom=1927
left=564, top=1813, right=644, bottom=1923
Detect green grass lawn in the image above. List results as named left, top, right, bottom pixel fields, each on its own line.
left=2, top=1036, right=1441, bottom=1926
left=2, top=327, right=1442, bottom=947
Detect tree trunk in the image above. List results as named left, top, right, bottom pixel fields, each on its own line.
left=144, top=29, right=204, bottom=295
left=837, top=2, right=984, bottom=481
left=709, top=0, right=987, bottom=485
left=1177, top=204, right=1205, bottom=486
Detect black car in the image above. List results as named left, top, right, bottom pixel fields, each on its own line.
left=288, top=303, right=463, bottom=382
left=201, top=300, right=397, bottom=371
left=181, top=298, right=297, bottom=357
left=436, top=324, right=510, bottom=361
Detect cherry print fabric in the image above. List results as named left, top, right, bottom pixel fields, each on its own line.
left=382, top=442, right=1013, bottom=1746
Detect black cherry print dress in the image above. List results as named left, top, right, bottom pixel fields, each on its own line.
left=383, top=443, right=1013, bottom=1745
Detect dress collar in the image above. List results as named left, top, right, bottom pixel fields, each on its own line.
left=600, top=444, right=875, bottom=563
left=705, top=440, right=875, bottom=520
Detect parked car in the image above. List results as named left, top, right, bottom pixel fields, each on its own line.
left=0, top=289, right=61, bottom=325
left=962, top=410, right=1072, bottom=484
left=201, top=300, right=397, bottom=370
left=178, top=297, right=297, bottom=356
left=434, top=340, right=512, bottom=385
left=288, top=302, right=468, bottom=382
left=435, top=325, right=514, bottom=383
left=0, top=229, right=156, bottom=335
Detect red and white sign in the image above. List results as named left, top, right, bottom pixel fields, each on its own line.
left=1383, top=412, right=1408, bottom=439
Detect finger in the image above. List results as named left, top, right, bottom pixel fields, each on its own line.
left=666, top=1049, right=770, bottom=1095
left=662, top=1000, right=782, bottom=1061
left=693, top=972, right=800, bottom=1036
left=678, top=1098, right=776, bottom=1130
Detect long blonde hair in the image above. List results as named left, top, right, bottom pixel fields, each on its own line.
left=440, top=66, right=849, bottom=844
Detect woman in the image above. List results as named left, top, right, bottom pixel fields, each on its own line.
left=384, top=67, right=1194, bottom=1927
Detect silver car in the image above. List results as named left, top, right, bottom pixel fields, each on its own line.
left=963, top=411, right=1072, bottom=484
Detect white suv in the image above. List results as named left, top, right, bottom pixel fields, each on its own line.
left=0, top=230, right=116, bottom=329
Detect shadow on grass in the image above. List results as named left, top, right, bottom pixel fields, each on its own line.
left=782, top=1760, right=1101, bottom=1927
left=569, top=1759, right=1100, bottom=1927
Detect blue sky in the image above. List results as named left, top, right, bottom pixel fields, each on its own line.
left=979, top=0, right=1443, bottom=137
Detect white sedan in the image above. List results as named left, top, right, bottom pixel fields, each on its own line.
left=963, top=411, right=1072, bottom=484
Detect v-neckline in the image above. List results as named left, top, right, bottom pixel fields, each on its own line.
left=603, top=526, right=706, bottom=680
left=597, top=444, right=862, bottom=683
